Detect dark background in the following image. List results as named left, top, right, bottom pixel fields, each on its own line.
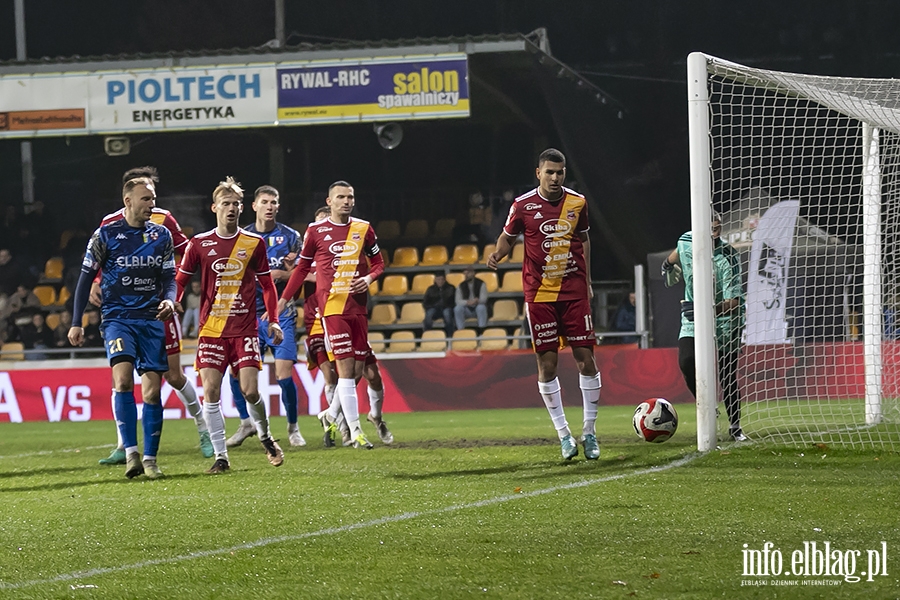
left=2, top=0, right=900, bottom=279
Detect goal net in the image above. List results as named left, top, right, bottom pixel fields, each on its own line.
left=687, top=53, right=900, bottom=449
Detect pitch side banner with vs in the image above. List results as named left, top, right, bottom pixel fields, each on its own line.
left=277, top=54, right=469, bottom=123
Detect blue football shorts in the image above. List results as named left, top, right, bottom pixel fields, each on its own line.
left=100, top=319, right=168, bottom=374
left=258, top=305, right=297, bottom=362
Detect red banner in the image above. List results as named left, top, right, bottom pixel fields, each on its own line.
left=0, top=346, right=694, bottom=423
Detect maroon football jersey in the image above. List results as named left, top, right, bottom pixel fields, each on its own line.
left=177, top=228, right=270, bottom=338
left=503, top=187, right=590, bottom=303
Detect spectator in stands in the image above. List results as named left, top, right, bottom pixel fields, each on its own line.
left=490, top=189, right=516, bottom=242
left=454, top=266, right=488, bottom=330
left=0, top=248, right=22, bottom=297
left=454, top=191, right=491, bottom=246
left=423, top=272, right=456, bottom=337
left=53, top=309, right=75, bottom=353
left=7, top=282, right=41, bottom=317
left=182, top=279, right=202, bottom=338
left=23, top=202, right=58, bottom=263
left=82, top=309, right=105, bottom=355
left=610, top=292, right=639, bottom=344
left=19, top=311, right=55, bottom=360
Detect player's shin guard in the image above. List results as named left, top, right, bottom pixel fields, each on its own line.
left=229, top=375, right=251, bottom=420
left=277, top=377, right=299, bottom=425
left=142, top=400, right=163, bottom=460
left=203, top=401, right=227, bottom=459
left=538, top=378, right=570, bottom=439
left=368, top=385, right=384, bottom=420
left=337, top=378, right=360, bottom=433
left=114, top=390, right=139, bottom=451
left=246, top=399, right=272, bottom=440
left=579, top=373, right=602, bottom=436
left=175, top=380, right=206, bottom=432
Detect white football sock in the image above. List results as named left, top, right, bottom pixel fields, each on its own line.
left=368, top=385, right=384, bottom=420
left=580, top=373, right=602, bottom=436
left=112, top=389, right=124, bottom=449
left=246, top=399, right=271, bottom=440
left=203, top=401, right=228, bottom=460
left=538, top=378, right=570, bottom=439
left=175, top=380, right=207, bottom=432
left=337, top=378, right=361, bottom=434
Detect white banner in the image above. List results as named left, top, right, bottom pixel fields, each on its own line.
left=745, top=200, right=799, bottom=345
left=0, top=54, right=469, bottom=138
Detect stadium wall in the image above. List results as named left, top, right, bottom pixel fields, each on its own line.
left=0, top=346, right=693, bottom=423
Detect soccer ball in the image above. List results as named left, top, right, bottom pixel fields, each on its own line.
left=632, top=398, right=678, bottom=443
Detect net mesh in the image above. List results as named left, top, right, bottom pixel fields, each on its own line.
left=704, top=56, right=900, bottom=448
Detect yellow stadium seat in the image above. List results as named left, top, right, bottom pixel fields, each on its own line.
left=43, top=257, right=64, bottom=280
left=368, top=332, right=386, bottom=353
left=368, top=279, right=380, bottom=296
left=1, top=342, right=25, bottom=361
left=419, top=330, right=448, bottom=352
left=479, top=327, right=509, bottom=351
left=490, top=299, right=520, bottom=322
left=450, top=329, right=478, bottom=352
left=445, top=272, right=465, bottom=287
left=33, top=285, right=57, bottom=306
left=500, top=271, right=524, bottom=293
left=57, top=286, right=70, bottom=306
left=376, top=220, right=401, bottom=240
left=433, top=218, right=456, bottom=240
left=380, top=248, right=391, bottom=267
left=509, top=244, right=525, bottom=263
left=370, top=304, right=397, bottom=325
left=295, top=306, right=305, bottom=324
left=403, top=219, right=429, bottom=239
left=475, top=272, right=499, bottom=293
left=410, top=274, right=435, bottom=295
left=45, top=312, right=60, bottom=330
left=181, top=226, right=195, bottom=238
left=392, top=247, right=419, bottom=267
left=481, top=243, right=496, bottom=264
left=420, top=245, right=448, bottom=266
left=380, top=275, right=409, bottom=296
left=181, top=338, right=199, bottom=353
left=59, top=229, right=78, bottom=250
left=386, top=330, right=417, bottom=353
left=449, top=244, right=479, bottom=265
left=397, top=302, right=425, bottom=324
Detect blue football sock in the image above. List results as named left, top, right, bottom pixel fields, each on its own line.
left=229, top=374, right=250, bottom=420
left=278, top=377, right=299, bottom=425
left=114, top=390, right=138, bottom=449
left=142, top=401, right=163, bottom=458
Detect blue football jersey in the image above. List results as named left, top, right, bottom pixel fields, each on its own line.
left=244, top=222, right=302, bottom=313
left=82, top=219, right=176, bottom=321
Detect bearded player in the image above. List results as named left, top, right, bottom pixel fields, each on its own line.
left=487, top=149, right=602, bottom=461
left=279, top=181, right=385, bottom=449
left=94, top=167, right=211, bottom=465
left=175, top=177, right=284, bottom=474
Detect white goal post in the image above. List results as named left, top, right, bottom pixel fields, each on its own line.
left=687, top=52, right=900, bottom=451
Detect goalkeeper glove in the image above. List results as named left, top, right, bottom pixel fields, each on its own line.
left=661, top=258, right=683, bottom=287
left=680, top=300, right=694, bottom=322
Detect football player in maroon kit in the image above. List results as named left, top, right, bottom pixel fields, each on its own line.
left=280, top=181, right=385, bottom=449
left=175, top=177, right=284, bottom=474
left=487, top=149, right=602, bottom=461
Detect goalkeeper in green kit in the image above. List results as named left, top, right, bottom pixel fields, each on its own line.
left=661, top=212, right=747, bottom=441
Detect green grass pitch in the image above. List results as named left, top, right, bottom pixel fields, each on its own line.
left=0, top=405, right=898, bottom=598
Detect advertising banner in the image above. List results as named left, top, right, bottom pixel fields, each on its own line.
left=277, top=55, right=469, bottom=123
left=0, top=346, right=691, bottom=423
left=0, top=54, right=469, bottom=138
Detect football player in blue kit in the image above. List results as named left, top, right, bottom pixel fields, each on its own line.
left=68, top=175, right=177, bottom=479
left=226, top=185, right=307, bottom=447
